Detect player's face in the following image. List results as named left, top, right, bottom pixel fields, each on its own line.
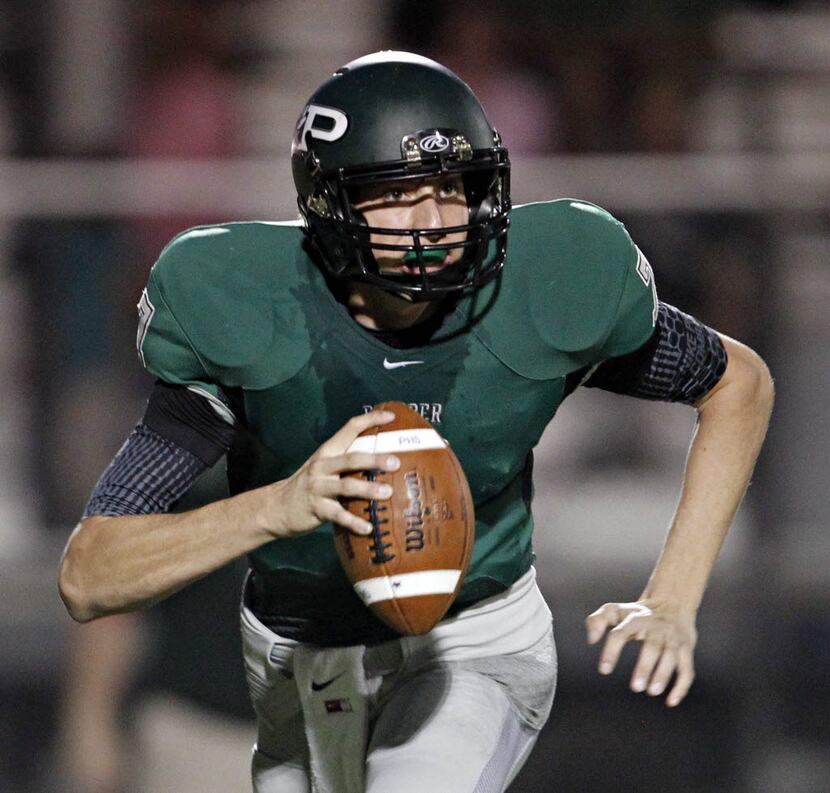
left=352, top=175, right=468, bottom=275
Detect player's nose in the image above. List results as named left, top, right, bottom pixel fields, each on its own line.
left=411, top=194, right=444, bottom=236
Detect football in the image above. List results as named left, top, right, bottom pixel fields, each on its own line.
left=334, top=401, right=475, bottom=635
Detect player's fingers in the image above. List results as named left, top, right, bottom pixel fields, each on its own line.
left=315, top=474, right=392, bottom=502
left=585, top=603, right=621, bottom=645
left=629, top=640, right=665, bottom=693
left=316, top=499, right=374, bottom=535
left=318, top=410, right=396, bottom=456
left=645, top=646, right=677, bottom=697
left=598, top=621, right=633, bottom=675
left=315, top=452, right=400, bottom=476
left=666, top=646, right=695, bottom=707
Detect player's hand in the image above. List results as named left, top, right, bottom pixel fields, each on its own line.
left=268, top=410, right=400, bottom=538
left=585, top=600, right=698, bottom=707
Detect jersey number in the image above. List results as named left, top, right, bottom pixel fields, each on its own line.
left=136, top=288, right=156, bottom=367
left=635, top=247, right=659, bottom=326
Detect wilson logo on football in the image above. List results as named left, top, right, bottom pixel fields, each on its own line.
left=419, top=133, right=450, bottom=153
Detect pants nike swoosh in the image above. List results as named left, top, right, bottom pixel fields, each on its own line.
left=311, top=674, right=344, bottom=691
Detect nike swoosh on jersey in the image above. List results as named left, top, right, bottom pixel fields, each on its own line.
left=383, top=357, right=425, bottom=370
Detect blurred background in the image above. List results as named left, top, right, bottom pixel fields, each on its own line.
left=0, top=1, right=828, bottom=791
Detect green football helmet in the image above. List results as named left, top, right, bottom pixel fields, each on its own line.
left=291, top=51, right=511, bottom=301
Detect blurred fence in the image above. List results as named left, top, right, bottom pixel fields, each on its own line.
left=1, top=152, right=829, bottom=218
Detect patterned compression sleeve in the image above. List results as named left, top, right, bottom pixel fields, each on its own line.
left=83, top=424, right=208, bottom=517
left=583, top=302, right=728, bottom=404
left=82, top=382, right=238, bottom=518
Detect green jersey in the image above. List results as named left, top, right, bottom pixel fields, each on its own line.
left=138, top=199, right=657, bottom=640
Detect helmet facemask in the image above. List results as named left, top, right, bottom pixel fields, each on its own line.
left=299, top=139, right=510, bottom=302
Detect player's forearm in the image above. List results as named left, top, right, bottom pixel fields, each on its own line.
left=59, top=411, right=396, bottom=622
left=58, top=486, right=274, bottom=622
left=640, top=336, right=773, bottom=613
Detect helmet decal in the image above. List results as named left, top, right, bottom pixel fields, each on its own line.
left=294, top=104, right=349, bottom=152
left=399, top=129, right=473, bottom=163
left=418, top=132, right=450, bottom=153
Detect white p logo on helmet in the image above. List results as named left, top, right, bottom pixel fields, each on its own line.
left=295, top=104, right=349, bottom=152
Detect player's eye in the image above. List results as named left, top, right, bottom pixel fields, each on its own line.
left=439, top=180, right=462, bottom=198
left=382, top=188, right=406, bottom=202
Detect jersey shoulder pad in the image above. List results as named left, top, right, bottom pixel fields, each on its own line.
left=138, top=221, right=314, bottom=390
left=472, top=199, right=657, bottom=378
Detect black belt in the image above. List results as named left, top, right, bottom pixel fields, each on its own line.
left=245, top=568, right=513, bottom=647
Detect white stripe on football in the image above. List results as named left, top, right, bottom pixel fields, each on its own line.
left=347, top=428, right=447, bottom=454
left=353, top=570, right=462, bottom=605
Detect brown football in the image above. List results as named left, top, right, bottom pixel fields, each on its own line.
left=334, top=401, right=475, bottom=635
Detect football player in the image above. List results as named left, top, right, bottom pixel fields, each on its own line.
left=59, top=52, right=773, bottom=793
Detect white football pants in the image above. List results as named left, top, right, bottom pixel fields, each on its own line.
left=240, top=567, right=556, bottom=793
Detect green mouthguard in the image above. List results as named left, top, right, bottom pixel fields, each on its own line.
left=403, top=249, right=448, bottom=265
